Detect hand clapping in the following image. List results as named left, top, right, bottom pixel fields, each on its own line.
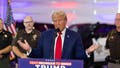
left=17, top=40, right=31, bottom=52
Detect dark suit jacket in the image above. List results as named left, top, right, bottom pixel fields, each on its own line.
left=29, top=28, right=87, bottom=60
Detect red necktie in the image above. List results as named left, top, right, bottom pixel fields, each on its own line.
left=55, top=32, right=62, bottom=59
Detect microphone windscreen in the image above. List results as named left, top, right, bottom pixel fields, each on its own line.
left=56, top=28, right=60, bottom=32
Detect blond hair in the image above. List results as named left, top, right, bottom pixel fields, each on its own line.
left=52, top=10, right=67, bottom=21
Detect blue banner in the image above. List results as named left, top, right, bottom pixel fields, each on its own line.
left=18, top=58, right=83, bottom=68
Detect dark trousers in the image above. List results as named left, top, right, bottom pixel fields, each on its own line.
left=0, top=56, right=11, bottom=68
left=108, top=62, right=120, bottom=68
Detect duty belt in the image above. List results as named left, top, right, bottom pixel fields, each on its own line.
left=108, top=57, right=120, bottom=64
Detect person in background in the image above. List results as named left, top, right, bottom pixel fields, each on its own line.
left=0, top=18, right=12, bottom=68
left=105, top=13, right=120, bottom=68
left=12, top=16, right=40, bottom=62
left=17, top=11, right=98, bottom=60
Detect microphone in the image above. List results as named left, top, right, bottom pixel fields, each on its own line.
left=54, top=28, right=61, bottom=37
left=56, top=28, right=60, bottom=32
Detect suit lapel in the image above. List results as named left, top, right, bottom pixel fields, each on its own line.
left=49, top=30, right=56, bottom=59
left=62, top=29, right=71, bottom=58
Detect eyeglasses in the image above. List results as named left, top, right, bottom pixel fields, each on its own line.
left=24, top=21, right=33, bottom=23
left=53, top=19, right=65, bottom=23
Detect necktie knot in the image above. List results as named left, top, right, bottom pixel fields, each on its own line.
left=58, top=32, right=62, bottom=35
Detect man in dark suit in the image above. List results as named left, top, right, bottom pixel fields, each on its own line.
left=18, top=10, right=98, bottom=60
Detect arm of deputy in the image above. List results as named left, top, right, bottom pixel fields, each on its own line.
left=0, top=45, right=11, bottom=55
left=12, top=46, right=27, bottom=58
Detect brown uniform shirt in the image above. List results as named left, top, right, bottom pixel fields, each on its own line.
left=0, top=29, right=12, bottom=68
left=0, top=29, right=12, bottom=55
left=12, top=29, right=40, bottom=53
left=106, top=29, right=120, bottom=59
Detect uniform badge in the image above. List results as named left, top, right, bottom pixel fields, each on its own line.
left=4, top=34, right=8, bottom=38
left=33, top=34, right=37, bottom=40
left=110, top=36, right=114, bottom=39
left=109, top=36, right=114, bottom=40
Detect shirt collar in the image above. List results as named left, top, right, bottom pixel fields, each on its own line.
left=57, top=28, right=66, bottom=37
left=61, top=28, right=66, bottom=35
